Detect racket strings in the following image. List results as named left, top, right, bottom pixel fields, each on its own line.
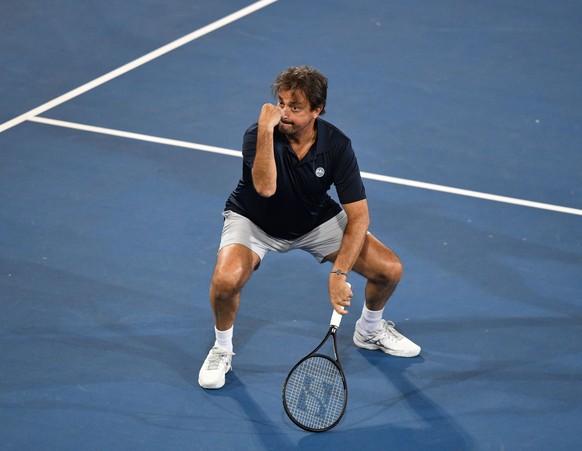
left=284, top=356, right=346, bottom=431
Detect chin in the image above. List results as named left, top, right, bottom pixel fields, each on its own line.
left=278, top=123, right=294, bottom=134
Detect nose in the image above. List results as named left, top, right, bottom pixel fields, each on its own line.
left=279, top=105, right=288, bottom=119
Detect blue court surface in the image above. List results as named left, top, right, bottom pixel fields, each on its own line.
left=1, top=1, right=581, bottom=450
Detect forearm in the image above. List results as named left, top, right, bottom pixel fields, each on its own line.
left=332, top=213, right=369, bottom=274
left=252, top=109, right=279, bottom=197
left=328, top=200, right=370, bottom=314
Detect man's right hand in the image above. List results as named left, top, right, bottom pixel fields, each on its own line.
left=258, top=103, right=283, bottom=130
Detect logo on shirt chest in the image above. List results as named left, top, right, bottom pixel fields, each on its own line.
left=315, top=167, right=325, bottom=178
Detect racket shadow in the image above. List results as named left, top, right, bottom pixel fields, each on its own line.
left=311, top=350, right=473, bottom=449
left=298, top=353, right=473, bottom=447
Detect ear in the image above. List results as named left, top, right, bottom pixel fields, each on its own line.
left=312, top=106, right=323, bottom=118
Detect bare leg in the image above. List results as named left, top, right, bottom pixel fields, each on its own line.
left=209, top=244, right=261, bottom=331
left=352, top=233, right=403, bottom=310
left=342, top=233, right=419, bottom=356
left=326, top=232, right=402, bottom=311
left=199, top=244, right=262, bottom=389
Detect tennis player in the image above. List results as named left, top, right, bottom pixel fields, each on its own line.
left=199, top=66, right=421, bottom=389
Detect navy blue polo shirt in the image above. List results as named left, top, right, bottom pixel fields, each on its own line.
left=224, top=118, right=366, bottom=240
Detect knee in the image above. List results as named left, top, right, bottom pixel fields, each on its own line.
left=211, top=264, right=247, bottom=299
left=391, top=258, right=403, bottom=283
left=386, top=258, right=403, bottom=284
left=373, top=256, right=403, bottom=286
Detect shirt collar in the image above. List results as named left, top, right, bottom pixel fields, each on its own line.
left=274, top=118, right=330, bottom=160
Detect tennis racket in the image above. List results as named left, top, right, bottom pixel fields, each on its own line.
left=282, top=286, right=349, bottom=432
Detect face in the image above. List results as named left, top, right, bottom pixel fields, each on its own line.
left=276, top=89, right=322, bottom=137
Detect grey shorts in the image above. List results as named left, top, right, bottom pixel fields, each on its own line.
left=219, top=210, right=348, bottom=263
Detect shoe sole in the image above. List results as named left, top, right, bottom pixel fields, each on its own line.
left=198, top=377, right=225, bottom=389
left=198, top=364, right=232, bottom=389
left=353, top=336, right=421, bottom=358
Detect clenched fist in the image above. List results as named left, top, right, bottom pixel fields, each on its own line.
left=258, top=103, right=283, bottom=130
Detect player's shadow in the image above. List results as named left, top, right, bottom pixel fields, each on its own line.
left=299, top=352, right=474, bottom=450
left=204, top=371, right=297, bottom=450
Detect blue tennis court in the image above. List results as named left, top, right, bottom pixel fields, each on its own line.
left=1, top=1, right=581, bottom=449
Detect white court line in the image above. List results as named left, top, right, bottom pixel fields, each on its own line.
left=0, top=0, right=278, bottom=134
left=360, top=172, right=582, bottom=216
left=28, top=116, right=582, bottom=217
left=29, top=116, right=242, bottom=158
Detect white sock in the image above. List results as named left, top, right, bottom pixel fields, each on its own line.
left=214, top=326, right=234, bottom=352
left=356, top=305, right=384, bottom=335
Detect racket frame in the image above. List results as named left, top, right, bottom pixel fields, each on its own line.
left=282, top=310, right=348, bottom=432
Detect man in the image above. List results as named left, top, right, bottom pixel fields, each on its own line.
left=199, top=66, right=420, bottom=389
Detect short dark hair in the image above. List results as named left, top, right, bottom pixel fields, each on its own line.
left=271, top=66, right=328, bottom=115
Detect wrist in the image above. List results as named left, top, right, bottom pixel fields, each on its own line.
left=258, top=121, right=277, bottom=133
left=330, top=269, right=348, bottom=277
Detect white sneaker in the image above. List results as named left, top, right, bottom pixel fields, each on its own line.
left=198, top=346, right=234, bottom=389
left=353, top=320, right=421, bottom=357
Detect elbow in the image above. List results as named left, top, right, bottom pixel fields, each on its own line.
left=257, top=188, right=276, bottom=198
left=251, top=167, right=277, bottom=197
left=363, top=214, right=371, bottom=230
left=254, top=183, right=276, bottom=198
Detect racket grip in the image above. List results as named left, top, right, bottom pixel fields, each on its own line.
left=330, top=310, right=343, bottom=328
left=330, top=283, right=351, bottom=328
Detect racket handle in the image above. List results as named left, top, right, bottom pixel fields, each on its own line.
left=330, top=283, right=351, bottom=328
left=330, top=310, right=343, bottom=328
